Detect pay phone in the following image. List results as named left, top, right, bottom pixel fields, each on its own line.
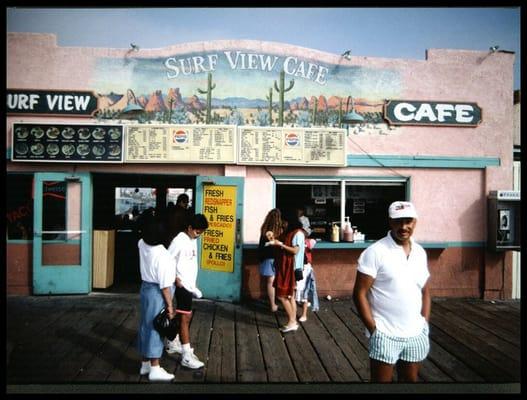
left=487, top=190, right=520, bottom=251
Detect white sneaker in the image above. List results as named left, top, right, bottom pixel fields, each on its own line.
left=148, top=365, right=174, bottom=382
left=140, top=361, right=151, bottom=375
left=181, top=349, right=204, bottom=369
left=165, top=335, right=183, bottom=354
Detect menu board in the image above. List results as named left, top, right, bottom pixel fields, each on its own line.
left=11, top=123, right=124, bottom=162
left=125, top=124, right=236, bottom=163
left=238, top=127, right=346, bottom=166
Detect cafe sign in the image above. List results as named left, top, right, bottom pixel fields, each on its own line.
left=384, top=100, right=482, bottom=126
left=6, top=89, right=99, bottom=116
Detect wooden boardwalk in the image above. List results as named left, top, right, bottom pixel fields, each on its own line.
left=6, top=293, right=521, bottom=393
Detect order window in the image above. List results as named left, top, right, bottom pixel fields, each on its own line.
left=276, top=179, right=407, bottom=241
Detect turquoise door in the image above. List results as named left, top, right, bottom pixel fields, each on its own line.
left=33, top=172, right=92, bottom=294
left=195, top=176, right=244, bottom=302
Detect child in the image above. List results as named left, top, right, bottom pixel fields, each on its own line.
left=296, top=238, right=320, bottom=322
left=165, top=213, right=209, bottom=369
left=137, top=216, right=176, bottom=382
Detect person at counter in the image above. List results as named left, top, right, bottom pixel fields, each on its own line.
left=296, top=206, right=312, bottom=237
left=258, top=208, right=284, bottom=313
left=272, top=209, right=305, bottom=333
left=353, top=201, right=431, bottom=383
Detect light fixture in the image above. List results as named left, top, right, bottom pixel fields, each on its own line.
left=342, top=96, right=364, bottom=124
left=341, top=50, right=352, bottom=60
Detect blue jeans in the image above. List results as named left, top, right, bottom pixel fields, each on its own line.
left=137, top=281, right=174, bottom=359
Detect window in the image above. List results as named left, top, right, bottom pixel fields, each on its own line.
left=276, top=178, right=407, bottom=241
left=6, top=174, right=33, bottom=240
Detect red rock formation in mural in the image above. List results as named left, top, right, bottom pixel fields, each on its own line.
left=317, top=95, right=328, bottom=111
left=165, top=88, right=185, bottom=109
left=327, top=96, right=343, bottom=110
left=145, top=90, right=167, bottom=112
left=186, top=95, right=205, bottom=111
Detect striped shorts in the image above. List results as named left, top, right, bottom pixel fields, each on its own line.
left=369, top=323, right=430, bottom=365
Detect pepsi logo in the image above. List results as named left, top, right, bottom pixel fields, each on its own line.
left=285, top=132, right=299, bottom=146
left=173, top=130, right=188, bottom=144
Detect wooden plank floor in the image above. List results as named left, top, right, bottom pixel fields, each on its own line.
left=6, top=293, right=521, bottom=390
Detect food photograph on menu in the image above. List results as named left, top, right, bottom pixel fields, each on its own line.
left=11, top=123, right=124, bottom=162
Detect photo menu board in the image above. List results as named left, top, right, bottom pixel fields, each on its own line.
left=125, top=124, right=236, bottom=163
left=238, top=127, right=346, bottom=166
left=11, top=122, right=124, bottom=162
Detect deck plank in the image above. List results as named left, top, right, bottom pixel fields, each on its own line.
left=6, top=295, right=521, bottom=387
left=302, top=307, right=362, bottom=382
left=252, top=305, right=298, bottom=382
left=105, top=307, right=143, bottom=382
left=235, top=304, right=268, bottom=382
left=316, top=304, right=370, bottom=381
left=280, top=316, right=331, bottom=382
left=205, top=302, right=237, bottom=383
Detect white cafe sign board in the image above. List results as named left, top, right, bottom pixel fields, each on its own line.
left=125, top=124, right=237, bottom=164
left=124, top=124, right=346, bottom=166
left=237, top=127, right=346, bottom=167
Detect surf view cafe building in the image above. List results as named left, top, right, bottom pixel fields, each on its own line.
left=6, top=33, right=520, bottom=301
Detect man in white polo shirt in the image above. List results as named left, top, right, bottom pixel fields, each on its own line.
left=353, top=201, right=431, bottom=382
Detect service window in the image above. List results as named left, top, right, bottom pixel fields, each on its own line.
left=276, top=179, right=407, bottom=241
left=346, top=182, right=406, bottom=240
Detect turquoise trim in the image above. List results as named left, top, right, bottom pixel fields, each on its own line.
left=195, top=175, right=244, bottom=303
left=347, top=155, right=500, bottom=169
left=274, top=175, right=408, bottom=182
left=33, top=172, right=92, bottom=294
left=243, top=241, right=485, bottom=249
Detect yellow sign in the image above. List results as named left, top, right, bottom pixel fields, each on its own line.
left=201, top=185, right=237, bottom=272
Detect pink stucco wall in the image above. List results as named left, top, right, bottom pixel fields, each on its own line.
left=7, top=33, right=516, bottom=298
left=7, top=33, right=514, bottom=245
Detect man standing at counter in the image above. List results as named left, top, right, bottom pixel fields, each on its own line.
left=353, top=201, right=431, bottom=382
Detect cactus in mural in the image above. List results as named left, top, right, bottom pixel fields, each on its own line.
left=265, top=88, right=273, bottom=126
left=197, top=72, right=216, bottom=124
left=311, top=97, right=318, bottom=126
left=167, top=97, right=174, bottom=123
left=274, top=69, right=295, bottom=127
left=338, top=97, right=343, bottom=128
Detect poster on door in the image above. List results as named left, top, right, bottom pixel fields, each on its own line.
left=201, top=185, right=236, bottom=272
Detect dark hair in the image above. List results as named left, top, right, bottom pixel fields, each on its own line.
left=282, top=208, right=303, bottom=233
left=177, top=193, right=189, bottom=204
left=189, top=213, right=209, bottom=230
left=141, top=216, right=166, bottom=246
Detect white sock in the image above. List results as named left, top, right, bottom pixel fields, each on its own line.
left=150, top=365, right=160, bottom=371
left=182, top=343, right=191, bottom=356
left=142, top=361, right=151, bottom=367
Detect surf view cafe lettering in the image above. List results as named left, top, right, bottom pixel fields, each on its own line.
left=384, top=100, right=482, bottom=126
left=201, top=186, right=237, bottom=273
left=165, top=51, right=329, bottom=85
left=6, top=90, right=98, bottom=116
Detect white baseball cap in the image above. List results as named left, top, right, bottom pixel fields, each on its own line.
left=388, top=201, right=418, bottom=219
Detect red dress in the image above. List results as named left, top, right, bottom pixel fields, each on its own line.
left=273, top=229, right=301, bottom=298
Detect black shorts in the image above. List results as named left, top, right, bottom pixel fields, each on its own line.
left=175, top=286, right=193, bottom=314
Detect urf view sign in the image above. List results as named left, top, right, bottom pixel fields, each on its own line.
left=384, top=100, right=482, bottom=126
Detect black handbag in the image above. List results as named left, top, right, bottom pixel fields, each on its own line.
left=153, top=308, right=179, bottom=340
left=294, top=268, right=303, bottom=281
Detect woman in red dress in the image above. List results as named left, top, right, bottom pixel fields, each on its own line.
left=273, top=209, right=306, bottom=333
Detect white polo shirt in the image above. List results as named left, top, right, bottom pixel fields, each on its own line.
left=357, top=231, right=429, bottom=337
left=167, top=231, right=199, bottom=293
left=138, top=239, right=176, bottom=290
